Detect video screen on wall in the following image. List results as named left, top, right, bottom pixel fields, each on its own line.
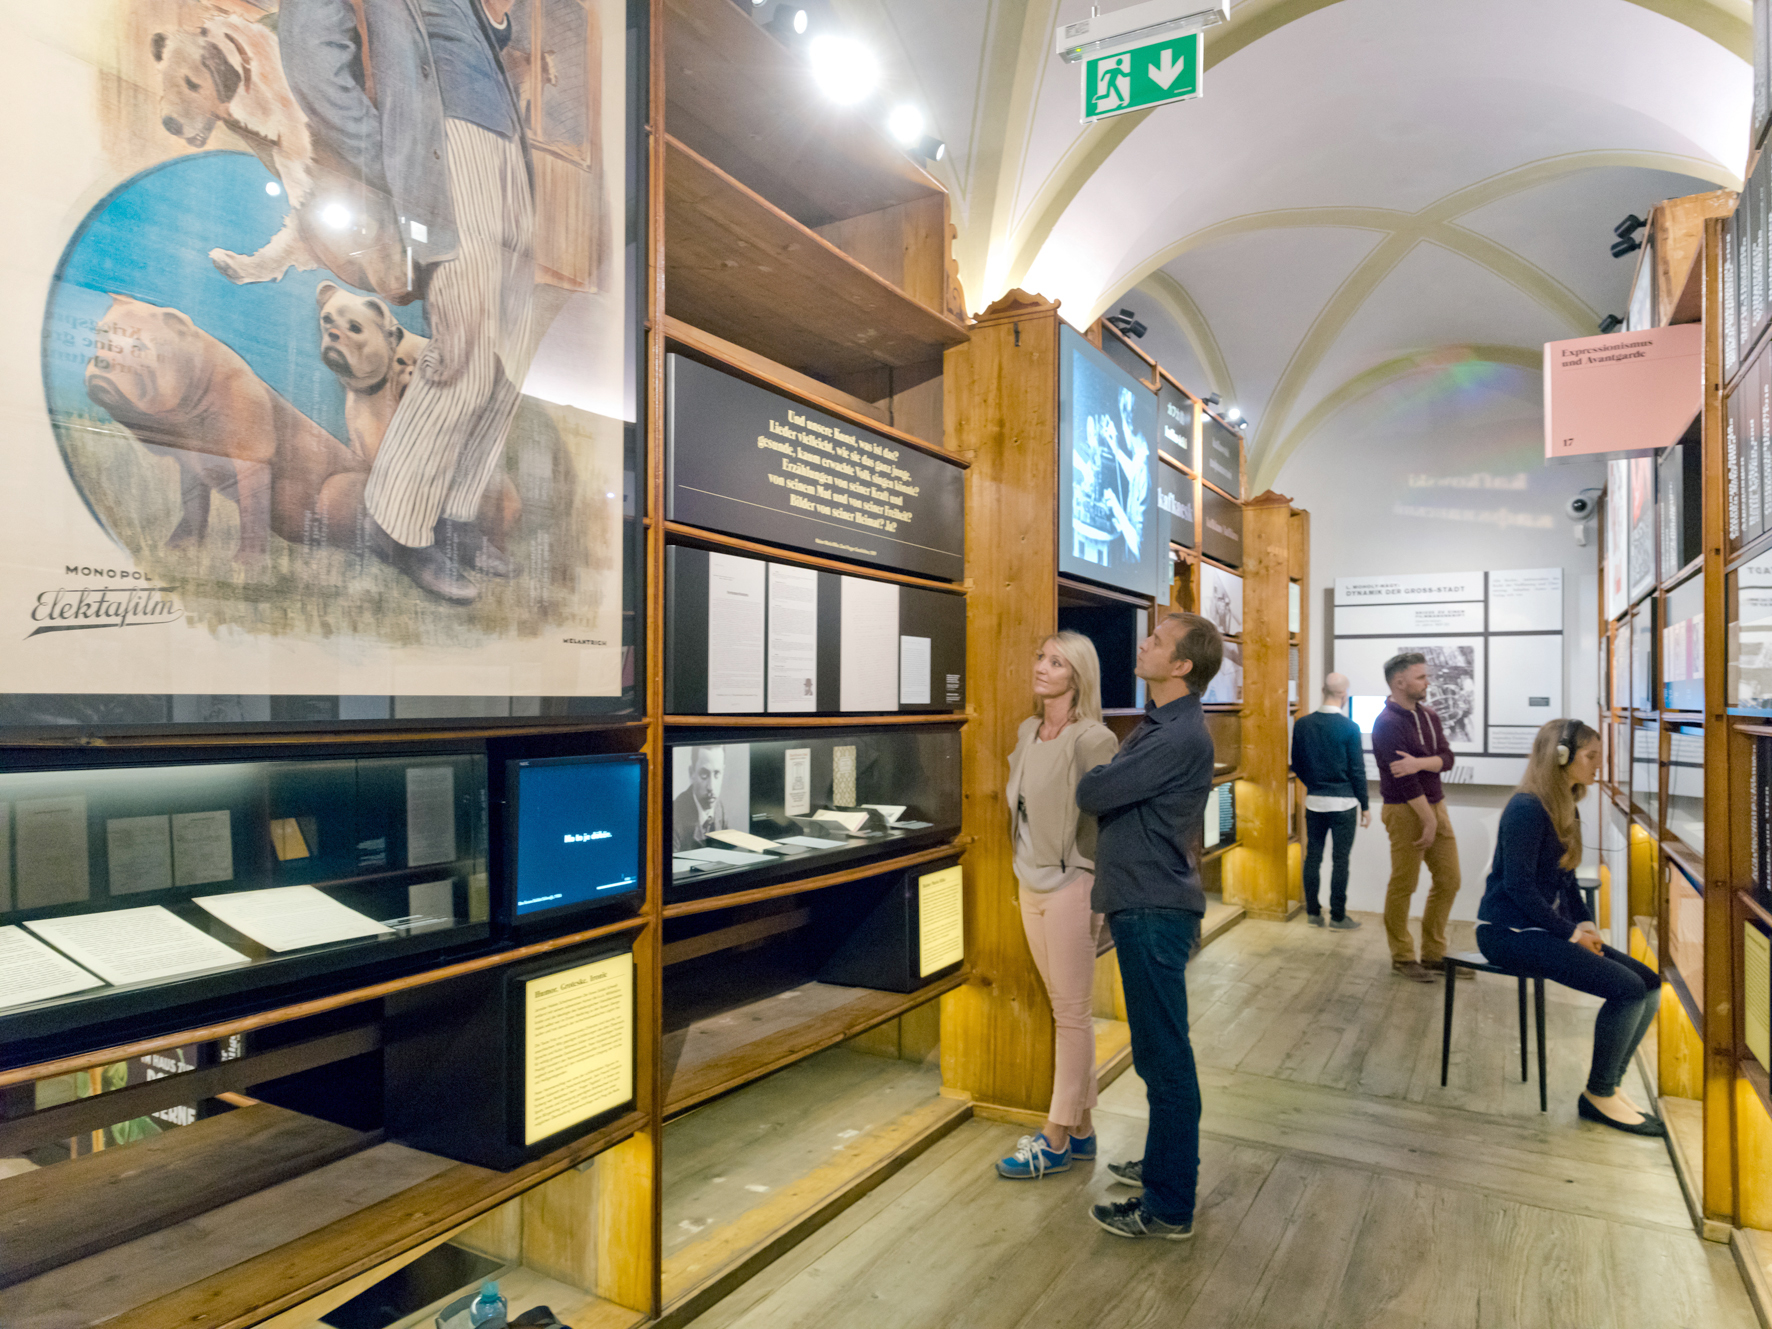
left=1059, top=325, right=1159, bottom=598
left=508, top=755, right=645, bottom=919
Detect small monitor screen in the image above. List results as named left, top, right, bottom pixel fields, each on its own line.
left=510, top=756, right=644, bottom=916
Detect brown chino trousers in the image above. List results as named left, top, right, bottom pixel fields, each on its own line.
left=1380, top=801, right=1460, bottom=965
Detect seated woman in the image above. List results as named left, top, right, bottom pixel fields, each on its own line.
left=1475, top=718, right=1664, bottom=1136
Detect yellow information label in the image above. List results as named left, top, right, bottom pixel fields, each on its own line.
left=918, top=865, right=964, bottom=978
left=1747, top=924, right=1771, bottom=1070
left=524, top=952, right=634, bottom=1146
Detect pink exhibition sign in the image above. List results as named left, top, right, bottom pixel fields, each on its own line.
left=1542, top=323, right=1703, bottom=461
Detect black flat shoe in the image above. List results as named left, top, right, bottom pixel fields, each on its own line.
left=1577, top=1094, right=1666, bottom=1136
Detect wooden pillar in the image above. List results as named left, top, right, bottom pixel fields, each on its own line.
left=1698, top=217, right=1737, bottom=1225
left=940, top=291, right=1060, bottom=1117
left=1227, top=493, right=1295, bottom=921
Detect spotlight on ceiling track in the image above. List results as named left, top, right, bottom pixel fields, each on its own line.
left=1202, top=393, right=1221, bottom=407
left=1614, top=214, right=1647, bottom=240
left=764, top=5, right=808, bottom=42
left=809, top=34, right=878, bottom=103
left=919, top=136, right=947, bottom=163
left=1106, top=307, right=1148, bottom=340
left=887, top=104, right=925, bottom=147
left=1598, top=314, right=1624, bottom=334
left=1226, top=406, right=1243, bottom=423
left=1610, top=235, right=1641, bottom=259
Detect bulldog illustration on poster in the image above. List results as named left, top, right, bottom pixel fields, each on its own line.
left=10, top=0, right=630, bottom=720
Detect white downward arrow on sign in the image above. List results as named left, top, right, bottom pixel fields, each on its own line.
left=1149, top=48, right=1184, bottom=90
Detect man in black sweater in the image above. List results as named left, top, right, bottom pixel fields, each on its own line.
left=1289, top=672, right=1368, bottom=929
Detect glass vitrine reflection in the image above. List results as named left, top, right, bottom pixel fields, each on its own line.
left=1630, top=722, right=1660, bottom=823
left=1732, top=551, right=1772, bottom=712
left=1665, top=723, right=1704, bottom=853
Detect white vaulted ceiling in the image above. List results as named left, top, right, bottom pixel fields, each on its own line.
left=831, top=0, right=1751, bottom=488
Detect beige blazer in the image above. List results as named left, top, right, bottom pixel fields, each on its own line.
left=1004, top=715, right=1120, bottom=878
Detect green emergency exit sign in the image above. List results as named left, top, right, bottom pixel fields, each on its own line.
left=1081, top=31, right=1202, bottom=122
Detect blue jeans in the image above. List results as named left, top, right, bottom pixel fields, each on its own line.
left=1109, top=907, right=1202, bottom=1224
left=1476, top=925, right=1661, bottom=1095
left=1303, top=807, right=1358, bottom=919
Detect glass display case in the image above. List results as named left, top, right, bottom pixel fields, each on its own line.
left=1731, top=550, right=1772, bottom=712
left=1630, top=606, right=1655, bottom=712
left=665, top=726, right=961, bottom=902
left=1631, top=722, right=1660, bottom=823
left=1662, top=575, right=1704, bottom=712
left=1610, top=621, right=1630, bottom=714
left=1206, top=711, right=1241, bottom=777
left=0, top=746, right=489, bottom=1058
left=1666, top=722, right=1704, bottom=853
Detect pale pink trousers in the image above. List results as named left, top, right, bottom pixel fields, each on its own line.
left=1018, top=873, right=1102, bottom=1127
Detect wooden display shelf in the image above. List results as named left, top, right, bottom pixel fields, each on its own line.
left=662, top=521, right=967, bottom=593
left=663, top=840, right=970, bottom=919
left=661, top=0, right=942, bottom=229
left=0, top=1110, right=645, bottom=1329
left=0, top=914, right=650, bottom=1088
left=663, top=137, right=968, bottom=380
left=658, top=1047, right=967, bottom=1323
left=663, top=971, right=968, bottom=1116
left=1, top=717, right=650, bottom=750
left=664, top=318, right=960, bottom=457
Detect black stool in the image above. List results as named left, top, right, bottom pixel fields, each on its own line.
left=1440, top=951, right=1547, bottom=1112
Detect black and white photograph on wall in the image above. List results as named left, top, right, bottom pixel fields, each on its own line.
left=1200, top=565, right=1243, bottom=637
left=1202, top=641, right=1242, bottom=705
left=1333, top=635, right=1485, bottom=752
left=671, top=744, right=751, bottom=852
left=1059, top=326, right=1157, bottom=597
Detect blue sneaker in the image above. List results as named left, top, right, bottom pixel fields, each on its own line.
left=996, top=1133, right=1070, bottom=1179
left=1069, top=1132, right=1097, bottom=1160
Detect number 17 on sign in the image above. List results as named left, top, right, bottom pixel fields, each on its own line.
left=1081, top=31, right=1202, bottom=122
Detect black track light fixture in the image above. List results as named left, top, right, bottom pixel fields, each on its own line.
left=1106, top=307, right=1147, bottom=340
left=764, top=4, right=808, bottom=42
left=1598, top=314, right=1624, bottom=334
left=1610, top=235, right=1641, bottom=259
left=1202, top=393, right=1221, bottom=407
left=1613, top=214, right=1647, bottom=240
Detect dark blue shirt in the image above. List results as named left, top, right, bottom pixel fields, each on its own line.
left=1477, top=793, right=1591, bottom=936
left=1077, top=690, right=1214, bottom=916
left=421, top=0, right=519, bottom=140
left=1289, top=708, right=1369, bottom=809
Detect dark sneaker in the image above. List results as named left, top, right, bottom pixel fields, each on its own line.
left=1069, top=1132, right=1097, bottom=1160
left=1328, top=916, right=1362, bottom=930
left=1392, top=960, right=1435, bottom=983
left=1307, top=912, right=1325, bottom=928
left=1107, top=1158, right=1142, bottom=1187
left=1090, top=1196, right=1193, bottom=1240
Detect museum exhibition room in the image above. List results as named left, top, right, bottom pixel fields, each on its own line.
left=1, top=0, right=1770, bottom=1325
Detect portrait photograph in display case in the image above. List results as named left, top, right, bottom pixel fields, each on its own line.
left=670, top=744, right=752, bottom=852
left=1200, top=565, right=1243, bottom=637
left=5, top=0, right=641, bottom=729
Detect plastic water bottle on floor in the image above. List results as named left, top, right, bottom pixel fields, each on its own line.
left=467, top=1281, right=507, bottom=1327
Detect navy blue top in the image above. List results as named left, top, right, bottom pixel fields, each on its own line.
left=1289, top=709, right=1369, bottom=809
left=420, top=0, right=519, bottom=140
left=1477, top=792, right=1591, bottom=936
left=1077, top=690, right=1214, bottom=917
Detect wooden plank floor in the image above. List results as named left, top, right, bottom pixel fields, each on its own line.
left=682, top=914, right=1757, bottom=1329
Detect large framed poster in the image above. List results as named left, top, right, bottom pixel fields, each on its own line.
left=1333, top=567, right=1564, bottom=785
left=5, top=0, right=644, bottom=732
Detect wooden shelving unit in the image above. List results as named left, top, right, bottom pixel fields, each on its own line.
left=0, top=3, right=979, bottom=1327
left=1595, top=185, right=1772, bottom=1274
left=939, top=291, right=1307, bottom=1126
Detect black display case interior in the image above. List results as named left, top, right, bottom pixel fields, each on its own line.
left=0, top=743, right=491, bottom=1062
left=664, top=725, right=961, bottom=902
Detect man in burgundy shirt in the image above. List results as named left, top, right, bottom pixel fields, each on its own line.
left=1371, top=652, right=1461, bottom=981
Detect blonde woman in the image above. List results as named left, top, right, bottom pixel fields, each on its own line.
left=1475, top=718, right=1664, bottom=1136
left=997, top=631, right=1120, bottom=1178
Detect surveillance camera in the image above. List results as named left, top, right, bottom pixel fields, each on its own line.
left=1565, top=490, right=1600, bottom=522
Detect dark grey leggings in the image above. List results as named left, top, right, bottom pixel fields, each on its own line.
left=1475, top=925, right=1662, bottom=1096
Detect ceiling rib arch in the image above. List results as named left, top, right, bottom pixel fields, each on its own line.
left=1137, top=269, right=1238, bottom=401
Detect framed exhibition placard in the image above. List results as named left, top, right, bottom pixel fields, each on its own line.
left=1333, top=567, right=1564, bottom=785
left=4, top=1, right=645, bottom=731
left=665, top=354, right=966, bottom=582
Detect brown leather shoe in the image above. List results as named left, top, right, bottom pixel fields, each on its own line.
left=1391, top=960, right=1435, bottom=983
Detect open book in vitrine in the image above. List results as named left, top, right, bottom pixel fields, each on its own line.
left=0, top=745, right=489, bottom=1060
